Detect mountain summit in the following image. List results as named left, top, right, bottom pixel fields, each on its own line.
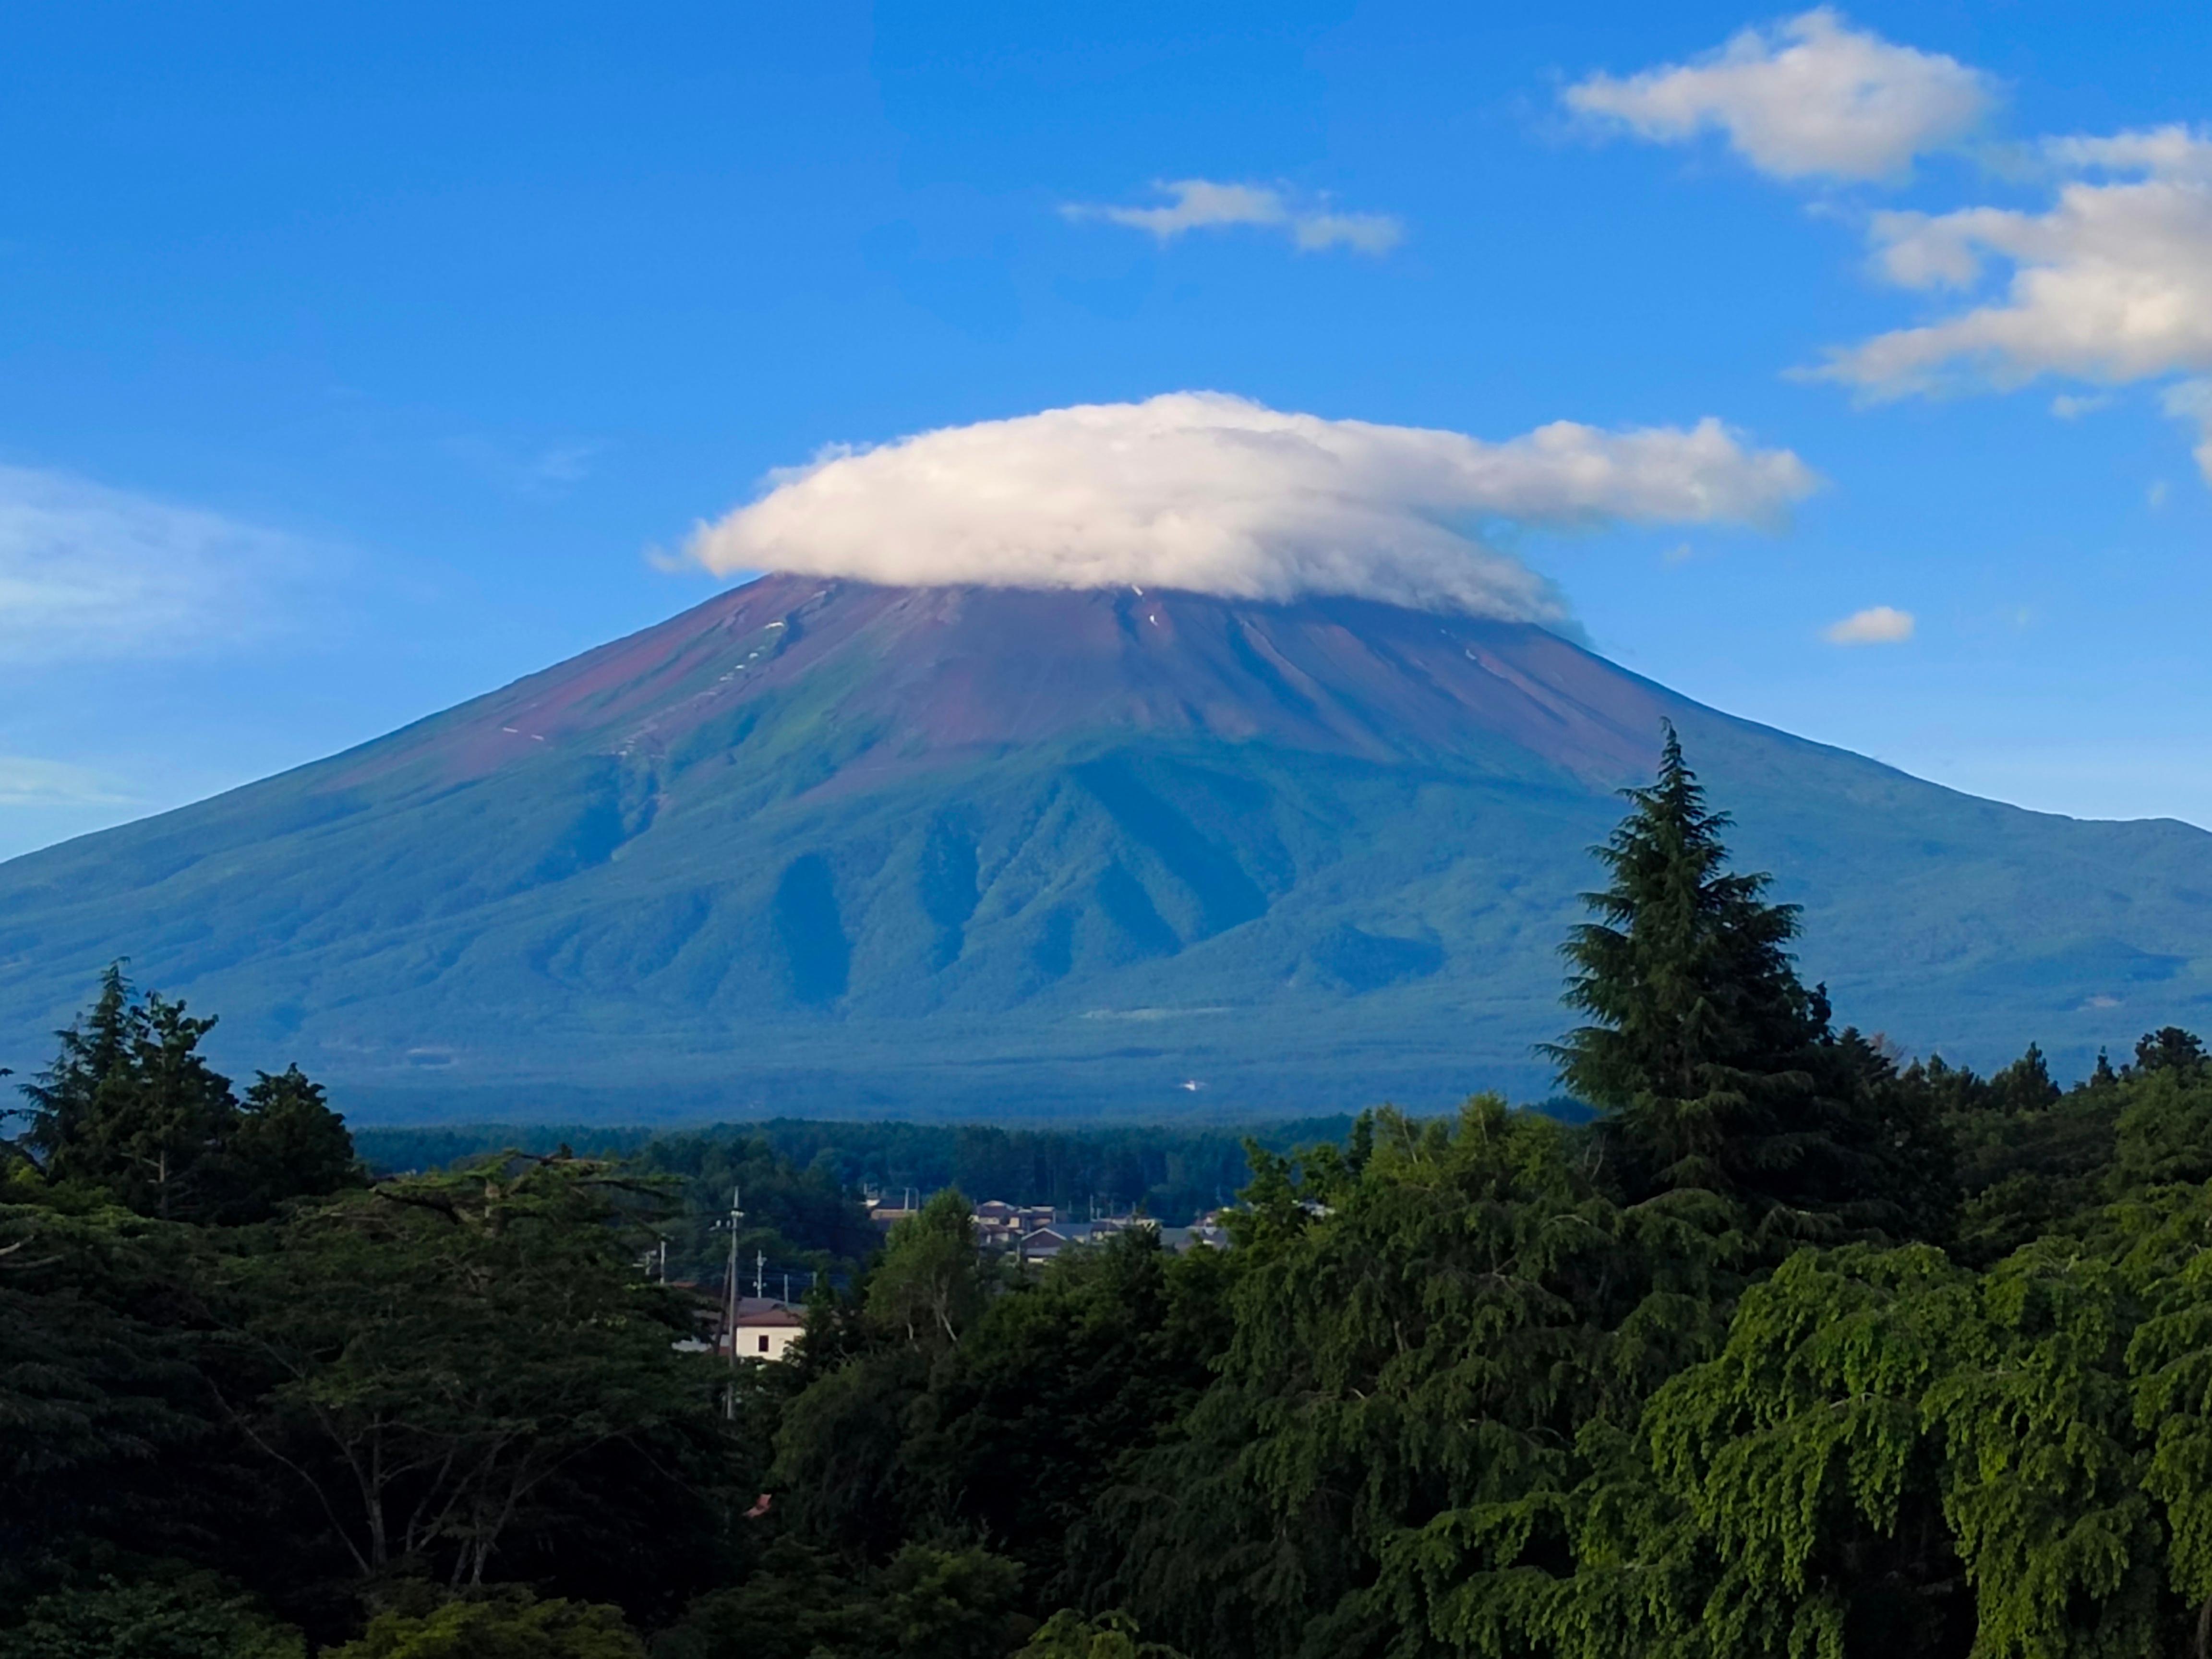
left=2, top=575, right=2207, bottom=1119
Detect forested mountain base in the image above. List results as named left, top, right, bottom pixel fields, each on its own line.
left=8, top=734, right=2212, bottom=1657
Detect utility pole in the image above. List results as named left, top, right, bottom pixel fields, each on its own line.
left=724, top=1188, right=745, bottom=1327
left=717, top=1186, right=744, bottom=1418
left=754, top=1248, right=766, bottom=1300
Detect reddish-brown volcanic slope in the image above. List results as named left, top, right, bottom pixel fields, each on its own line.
left=336, top=575, right=1671, bottom=793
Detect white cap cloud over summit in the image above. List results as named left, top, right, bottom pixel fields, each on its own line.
left=1565, top=8, right=1993, bottom=182
left=686, top=394, right=1819, bottom=621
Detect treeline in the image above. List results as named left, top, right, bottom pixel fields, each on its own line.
left=10, top=730, right=2212, bottom=1655
left=358, top=1117, right=1376, bottom=1227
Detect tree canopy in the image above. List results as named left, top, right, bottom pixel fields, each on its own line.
left=15, top=964, right=358, bottom=1223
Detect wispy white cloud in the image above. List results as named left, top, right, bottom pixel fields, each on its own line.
left=1286, top=210, right=1403, bottom=255
left=2049, top=392, right=2113, bottom=419
left=0, top=755, right=135, bottom=808
left=0, top=465, right=301, bottom=664
left=2162, top=379, right=2212, bottom=480
left=1811, top=126, right=2212, bottom=477
left=1564, top=9, right=1994, bottom=182
left=446, top=436, right=603, bottom=498
left=686, top=393, right=1818, bottom=621
left=1824, top=603, right=1915, bottom=644
left=1062, top=180, right=1404, bottom=255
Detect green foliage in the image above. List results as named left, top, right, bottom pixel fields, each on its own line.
left=1551, top=726, right=1823, bottom=1135
left=764, top=1344, right=929, bottom=1562
left=1101, top=1099, right=1696, bottom=1659
left=1942, top=1056, right=2121, bottom=1265
left=1018, top=1609, right=1189, bottom=1659
left=221, top=1153, right=729, bottom=1588
left=765, top=1220, right=1230, bottom=1589
left=20, top=966, right=240, bottom=1222
left=1635, top=1245, right=1976, bottom=1657
left=1923, top=1241, right=2162, bottom=1655
left=0, top=1200, right=226, bottom=1587
left=229, top=1066, right=360, bottom=1217
left=0, top=1574, right=303, bottom=1659
left=14, top=965, right=356, bottom=1224
left=630, top=1130, right=878, bottom=1279
left=651, top=1541, right=1026, bottom=1659
left=328, top=1589, right=645, bottom=1658
left=2111, top=1065, right=2212, bottom=1189
left=867, top=1544, right=1029, bottom=1659
left=723, top=1118, right=1353, bottom=1226
left=866, top=1188, right=986, bottom=1351
left=2111, top=1183, right=2212, bottom=1646
left=1545, top=729, right=1948, bottom=1232
left=908, top=1229, right=1230, bottom=1598
left=2131, top=1027, right=2206, bottom=1080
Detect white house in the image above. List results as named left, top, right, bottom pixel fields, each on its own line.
left=724, top=1296, right=807, bottom=1362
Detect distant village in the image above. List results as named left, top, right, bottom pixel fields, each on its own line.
left=713, top=1193, right=1233, bottom=1362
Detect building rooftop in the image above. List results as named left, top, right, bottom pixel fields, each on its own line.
left=731, top=1297, right=806, bottom=1328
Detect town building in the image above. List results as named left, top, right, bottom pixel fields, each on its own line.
left=1015, top=1224, right=1072, bottom=1264
left=973, top=1199, right=1058, bottom=1250
left=866, top=1197, right=920, bottom=1233
left=721, top=1295, right=806, bottom=1362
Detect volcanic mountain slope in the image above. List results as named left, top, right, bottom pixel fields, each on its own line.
left=2, top=574, right=2208, bottom=1119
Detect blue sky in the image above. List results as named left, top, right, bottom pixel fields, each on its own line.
left=5, top=0, right=2211, bottom=858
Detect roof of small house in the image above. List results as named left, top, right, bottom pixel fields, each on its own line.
left=732, top=1297, right=807, bottom=1328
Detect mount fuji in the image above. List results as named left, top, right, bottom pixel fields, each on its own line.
left=3, top=574, right=2207, bottom=1120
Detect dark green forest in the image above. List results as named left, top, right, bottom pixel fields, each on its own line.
left=9, top=733, right=2212, bottom=1657
left=356, top=1117, right=1374, bottom=1229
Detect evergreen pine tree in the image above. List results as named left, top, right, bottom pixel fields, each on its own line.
left=22, top=963, right=239, bottom=1220
left=1545, top=725, right=1835, bottom=1208
left=19, top=962, right=135, bottom=1163
left=224, top=1065, right=360, bottom=1221
left=2131, top=1026, right=2206, bottom=1080
left=1984, top=1042, right=2062, bottom=1114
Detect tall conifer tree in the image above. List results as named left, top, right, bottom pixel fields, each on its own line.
left=1547, top=724, right=1832, bottom=1204
left=23, top=964, right=236, bottom=1219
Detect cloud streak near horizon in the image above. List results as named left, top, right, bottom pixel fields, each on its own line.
left=0, top=465, right=299, bottom=665
left=685, top=393, right=1819, bottom=621
left=0, top=755, right=134, bottom=808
